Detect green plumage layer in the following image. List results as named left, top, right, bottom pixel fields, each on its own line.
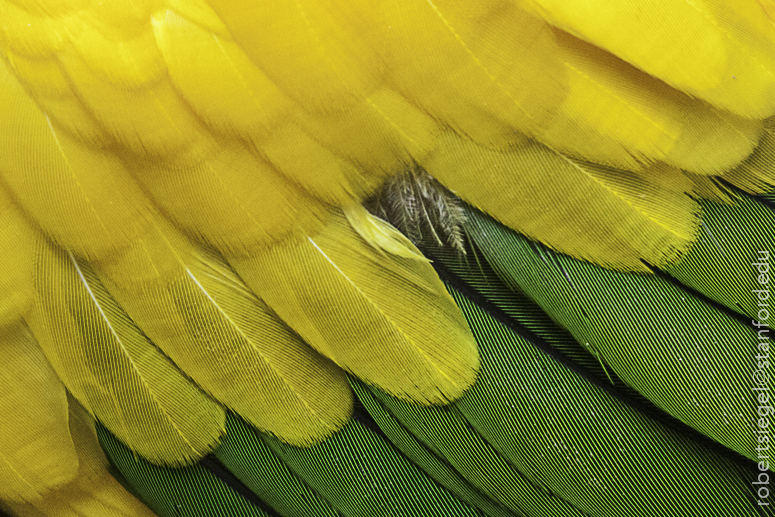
left=664, top=195, right=775, bottom=320
left=357, top=285, right=762, bottom=517
left=96, top=423, right=270, bottom=517
left=97, top=199, right=770, bottom=516
left=464, top=199, right=763, bottom=463
left=100, top=411, right=483, bottom=517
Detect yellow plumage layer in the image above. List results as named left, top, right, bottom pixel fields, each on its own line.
left=0, top=323, right=76, bottom=503
left=28, top=237, right=226, bottom=465
left=522, top=0, right=775, bottom=118
left=0, top=0, right=773, bottom=496
left=233, top=207, right=479, bottom=405
left=1, top=396, right=156, bottom=517
left=425, top=132, right=700, bottom=271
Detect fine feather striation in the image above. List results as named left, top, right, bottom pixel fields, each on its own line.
left=357, top=281, right=763, bottom=517
left=93, top=248, right=769, bottom=516
left=425, top=132, right=699, bottom=271
left=97, top=221, right=354, bottom=447
left=100, top=411, right=485, bottom=517
left=0, top=188, right=36, bottom=329
left=723, top=117, right=775, bottom=194
left=664, top=195, right=775, bottom=320
left=1, top=396, right=156, bottom=517
left=1, top=0, right=772, bottom=273
left=0, top=323, right=77, bottom=503
left=232, top=207, right=479, bottom=406
left=465, top=205, right=759, bottom=462
left=0, top=5, right=773, bottom=513
left=27, top=237, right=225, bottom=466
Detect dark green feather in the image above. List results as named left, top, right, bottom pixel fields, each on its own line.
left=464, top=203, right=759, bottom=463
left=664, top=195, right=775, bottom=320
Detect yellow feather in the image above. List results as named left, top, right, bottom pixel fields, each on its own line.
left=0, top=2, right=772, bottom=483
left=27, top=237, right=225, bottom=465
left=58, top=68, right=204, bottom=156
left=668, top=104, right=763, bottom=175
left=3, top=51, right=108, bottom=146
left=680, top=172, right=736, bottom=205
left=0, top=323, right=77, bottom=503
left=0, top=1, right=67, bottom=58
left=380, top=0, right=568, bottom=149
left=540, top=28, right=683, bottom=169
left=231, top=207, right=479, bottom=405
left=66, top=15, right=164, bottom=88
left=164, top=0, right=231, bottom=37
left=0, top=56, right=161, bottom=260
left=344, top=205, right=429, bottom=262
left=152, top=9, right=291, bottom=141
left=208, top=0, right=384, bottom=112
left=1, top=396, right=156, bottom=517
left=152, top=10, right=394, bottom=205
left=722, top=117, right=775, bottom=193
left=521, top=0, right=775, bottom=118
left=97, top=221, right=353, bottom=446
left=0, top=188, right=36, bottom=328
left=260, top=122, right=378, bottom=206
left=425, top=132, right=699, bottom=271
left=292, top=87, right=442, bottom=175
left=544, top=29, right=763, bottom=173
left=129, top=140, right=329, bottom=255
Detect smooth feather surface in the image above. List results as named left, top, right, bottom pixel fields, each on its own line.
left=523, top=0, right=775, bottom=118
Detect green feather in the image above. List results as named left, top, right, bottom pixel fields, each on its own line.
left=464, top=204, right=759, bottom=463
left=664, top=195, right=775, bottom=320
left=217, top=413, right=481, bottom=517
left=355, top=270, right=762, bottom=516
left=96, top=423, right=271, bottom=517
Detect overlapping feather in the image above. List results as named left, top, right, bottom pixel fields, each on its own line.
left=0, top=0, right=773, bottom=515
left=1, top=396, right=155, bottom=517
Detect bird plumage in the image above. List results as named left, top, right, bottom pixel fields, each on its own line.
left=0, top=0, right=772, bottom=515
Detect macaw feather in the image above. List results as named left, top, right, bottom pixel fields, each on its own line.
left=664, top=195, right=775, bottom=320
left=465, top=205, right=758, bottom=462
left=231, top=207, right=479, bottom=406
left=357, top=278, right=758, bottom=517
left=522, top=0, right=775, bottom=118
left=0, top=1, right=773, bottom=515
left=27, top=238, right=225, bottom=466
left=0, top=323, right=76, bottom=503
left=1, top=396, right=155, bottom=517
left=97, top=239, right=766, bottom=516
left=424, top=132, right=700, bottom=271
